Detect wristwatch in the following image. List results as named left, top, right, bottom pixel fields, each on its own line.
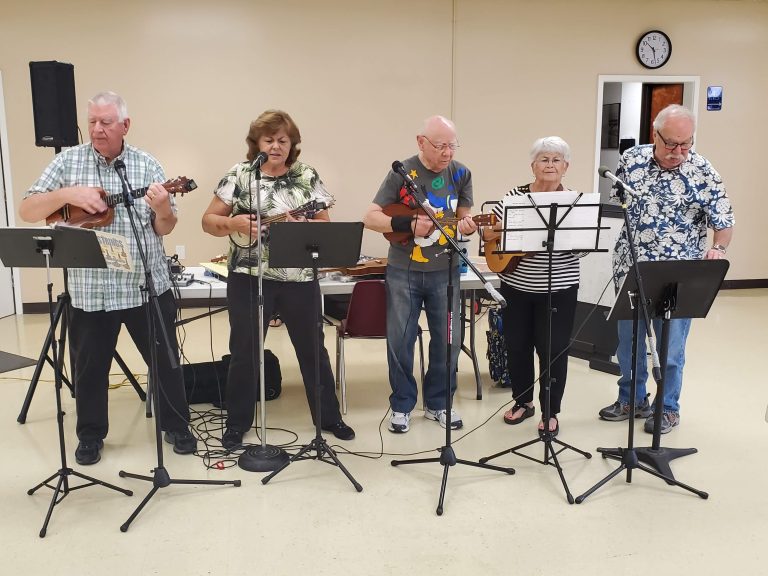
left=712, top=243, right=727, bottom=254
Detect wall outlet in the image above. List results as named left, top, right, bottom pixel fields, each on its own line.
left=175, top=245, right=186, bottom=260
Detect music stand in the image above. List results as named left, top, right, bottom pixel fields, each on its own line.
left=261, top=222, right=363, bottom=491
left=0, top=226, right=133, bottom=537
left=12, top=231, right=147, bottom=424
left=576, top=259, right=728, bottom=503
left=480, top=193, right=601, bottom=503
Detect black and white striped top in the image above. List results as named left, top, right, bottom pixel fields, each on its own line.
left=491, top=184, right=581, bottom=293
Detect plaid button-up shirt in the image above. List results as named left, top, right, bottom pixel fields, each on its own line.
left=26, top=142, right=175, bottom=312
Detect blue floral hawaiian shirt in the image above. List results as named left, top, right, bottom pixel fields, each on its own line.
left=610, top=144, right=734, bottom=287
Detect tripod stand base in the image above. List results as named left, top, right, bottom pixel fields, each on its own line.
left=575, top=446, right=708, bottom=503
left=392, top=446, right=515, bottom=516
left=28, top=467, right=133, bottom=538
left=238, top=444, right=290, bottom=472
left=261, top=435, right=363, bottom=492
left=480, top=433, right=591, bottom=504
left=118, top=466, right=241, bottom=532
left=632, top=445, right=697, bottom=482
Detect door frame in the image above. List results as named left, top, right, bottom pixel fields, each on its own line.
left=0, top=70, right=24, bottom=316
left=593, top=74, right=699, bottom=196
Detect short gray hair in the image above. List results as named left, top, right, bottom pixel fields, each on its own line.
left=529, top=136, right=571, bottom=163
left=88, top=91, right=128, bottom=121
left=653, top=104, right=696, bottom=132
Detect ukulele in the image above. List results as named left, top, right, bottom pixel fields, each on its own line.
left=229, top=198, right=333, bottom=248
left=322, top=258, right=388, bottom=278
left=382, top=203, right=496, bottom=243
left=483, top=237, right=527, bottom=274
left=45, top=176, right=197, bottom=229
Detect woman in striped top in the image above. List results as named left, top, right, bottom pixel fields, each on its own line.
left=482, top=136, right=581, bottom=436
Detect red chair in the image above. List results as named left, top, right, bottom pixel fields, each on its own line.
left=335, top=280, right=424, bottom=414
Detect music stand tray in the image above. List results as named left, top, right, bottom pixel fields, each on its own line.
left=0, top=226, right=107, bottom=269
left=0, top=226, right=131, bottom=537
left=262, top=222, right=364, bottom=491
left=609, top=260, right=729, bottom=322
left=267, top=221, right=363, bottom=269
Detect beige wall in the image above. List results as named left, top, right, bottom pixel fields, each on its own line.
left=1, top=0, right=766, bottom=303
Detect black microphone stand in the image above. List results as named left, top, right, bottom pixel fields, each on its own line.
left=576, top=179, right=707, bottom=503
left=237, top=156, right=289, bottom=471
left=114, top=165, right=240, bottom=531
left=390, top=184, right=514, bottom=516
left=479, top=195, right=592, bottom=503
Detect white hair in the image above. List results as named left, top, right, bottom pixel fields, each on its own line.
left=529, top=136, right=571, bottom=163
left=653, top=104, right=696, bottom=132
left=88, top=91, right=128, bottom=121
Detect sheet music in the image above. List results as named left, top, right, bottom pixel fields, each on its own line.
left=93, top=230, right=134, bottom=271
left=501, top=191, right=601, bottom=252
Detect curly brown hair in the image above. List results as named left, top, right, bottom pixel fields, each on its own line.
left=245, top=110, right=302, bottom=167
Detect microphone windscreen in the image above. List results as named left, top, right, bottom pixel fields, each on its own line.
left=392, top=160, right=405, bottom=174
left=598, top=165, right=610, bottom=177
left=114, top=159, right=126, bottom=171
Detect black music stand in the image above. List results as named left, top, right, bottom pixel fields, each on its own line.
left=0, top=226, right=133, bottom=537
left=480, top=193, right=601, bottom=503
left=576, top=259, right=728, bottom=503
left=12, top=230, right=146, bottom=424
left=261, top=222, right=363, bottom=491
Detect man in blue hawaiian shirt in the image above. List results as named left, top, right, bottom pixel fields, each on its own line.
left=598, top=104, right=734, bottom=433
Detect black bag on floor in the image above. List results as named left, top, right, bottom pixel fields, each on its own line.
left=486, top=308, right=512, bottom=388
left=183, top=351, right=282, bottom=405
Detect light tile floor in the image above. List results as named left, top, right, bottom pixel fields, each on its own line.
left=0, top=289, right=766, bottom=575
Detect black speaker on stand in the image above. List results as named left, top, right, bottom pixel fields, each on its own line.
left=29, top=60, right=79, bottom=151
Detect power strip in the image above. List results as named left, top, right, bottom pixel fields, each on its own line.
left=171, top=272, right=195, bottom=287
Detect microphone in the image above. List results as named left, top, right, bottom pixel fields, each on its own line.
left=251, top=151, right=268, bottom=169
left=598, top=165, right=636, bottom=201
left=113, top=159, right=133, bottom=204
left=391, top=161, right=420, bottom=195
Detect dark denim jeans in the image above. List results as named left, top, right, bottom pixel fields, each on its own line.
left=616, top=317, right=691, bottom=413
left=385, top=265, right=461, bottom=413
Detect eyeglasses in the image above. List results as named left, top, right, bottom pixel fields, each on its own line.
left=421, top=135, right=460, bottom=152
left=656, top=131, right=694, bottom=151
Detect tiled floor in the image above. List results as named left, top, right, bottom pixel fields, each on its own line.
left=1, top=289, right=766, bottom=575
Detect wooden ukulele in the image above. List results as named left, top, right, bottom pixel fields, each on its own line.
left=484, top=237, right=527, bottom=274
left=322, top=258, right=388, bottom=278
left=229, top=198, right=333, bottom=249
left=46, top=176, right=197, bottom=229
left=382, top=203, right=496, bottom=243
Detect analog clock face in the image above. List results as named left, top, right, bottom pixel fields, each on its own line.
left=636, top=30, right=672, bottom=69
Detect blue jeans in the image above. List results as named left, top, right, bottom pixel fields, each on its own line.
left=385, top=265, right=461, bottom=413
left=616, top=317, right=692, bottom=413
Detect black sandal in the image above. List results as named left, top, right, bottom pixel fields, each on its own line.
left=538, top=415, right=559, bottom=438
left=503, top=403, right=535, bottom=425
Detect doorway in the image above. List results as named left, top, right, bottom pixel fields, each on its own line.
left=0, top=71, right=21, bottom=318
left=594, top=75, right=699, bottom=201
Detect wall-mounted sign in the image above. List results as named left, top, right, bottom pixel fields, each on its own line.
left=707, top=86, right=723, bottom=111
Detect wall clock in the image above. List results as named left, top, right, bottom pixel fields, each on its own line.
left=636, top=30, right=672, bottom=69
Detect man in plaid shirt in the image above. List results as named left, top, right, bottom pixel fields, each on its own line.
left=20, top=91, right=197, bottom=465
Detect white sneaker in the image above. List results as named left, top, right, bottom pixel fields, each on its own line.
left=424, top=407, right=463, bottom=430
left=389, top=411, right=411, bottom=433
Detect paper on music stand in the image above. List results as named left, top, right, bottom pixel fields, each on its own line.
left=501, top=191, right=600, bottom=252
left=92, top=230, right=134, bottom=271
